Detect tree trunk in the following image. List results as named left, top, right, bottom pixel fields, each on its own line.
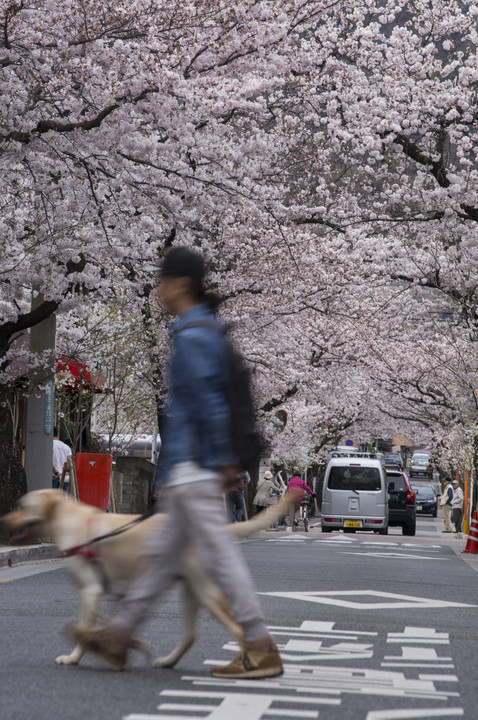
left=0, top=386, right=27, bottom=519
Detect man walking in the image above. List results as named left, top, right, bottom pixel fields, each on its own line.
left=72, top=246, right=283, bottom=678
left=451, top=479, right=464, bottom=534
left=52, top=427, right=72, bottom=493
left=440, top=477, right=454, bottom=533
left=226, top=470, right=250, bottom=523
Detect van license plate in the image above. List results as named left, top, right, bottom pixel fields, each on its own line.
left=345, top=520, right=362, bottom=528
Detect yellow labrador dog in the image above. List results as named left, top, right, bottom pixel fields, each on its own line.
left=3, top=489, right=292, bottom=668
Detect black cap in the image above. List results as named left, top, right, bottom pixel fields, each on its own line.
left=160, top=246, right=205, bottom=281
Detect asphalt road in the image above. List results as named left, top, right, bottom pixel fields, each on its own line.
left=0, top=513, right=476, bottom=720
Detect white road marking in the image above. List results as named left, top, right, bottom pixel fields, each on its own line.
left=340, top=552, right=441, bottom=560
left=381, top=663, right=455, bottom=669
left=260, top=589, right=477, bottom=610
left=399, top=544, right=442, bottom=549
left=124, top=619, right=464, bottom=720
left=157, top=696, right=320, bottom=719
left=384, top=648, right=452, bottom=662
left=268, top=620, right=378, bottom=641
left=366, top=708, right=463, bottom=719
left=281, top=640, right=374, bottom=662
left=390, top=628, right=448, bottom=639
left=123, top=689, right=336, bottom=720
left=221, top=638, right=374, bottom=662
left=193, top=666, right=458, bottom=701
left=266, top=537, right=308, bottom=542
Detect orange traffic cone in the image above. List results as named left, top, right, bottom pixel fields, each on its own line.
left=462, top=511, right=478, bottom=554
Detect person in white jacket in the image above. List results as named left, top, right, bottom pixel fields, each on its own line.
left=451, top=480, right=464, bottom=534
left=440, top=477, right=454, bottom=533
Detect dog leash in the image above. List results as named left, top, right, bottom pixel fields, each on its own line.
left=64, top=507, right=156, bottom=558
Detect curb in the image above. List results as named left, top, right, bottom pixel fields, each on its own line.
left=0, top=543, right=62, bottom=569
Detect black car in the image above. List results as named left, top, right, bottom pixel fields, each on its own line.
left=385, top=469, right=416, bottom=535
left=383, top=452, right=403, bottom=471
left=410, top=483, right=438, bottom=517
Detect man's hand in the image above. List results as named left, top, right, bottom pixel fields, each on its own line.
left=221, top=466, right=243, bottom=490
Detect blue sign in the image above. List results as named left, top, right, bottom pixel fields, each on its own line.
left=345, top=438, right=354, bottom=447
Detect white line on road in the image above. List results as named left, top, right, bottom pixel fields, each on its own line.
left=195, top=666, right=459, bottom=701
left=340, top=552, right=441, bottom=560
left=381, top=663, right=455, bottom=669
left=366, top=708, right=463, bottom=719
left=388, top=628, right=448, bottom=640
left=384, top=648, right=452, bottom=662
left=260, top=589, right=477, bottom=610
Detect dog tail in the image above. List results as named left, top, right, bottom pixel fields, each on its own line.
left=230, top=492, right=298, bottom=538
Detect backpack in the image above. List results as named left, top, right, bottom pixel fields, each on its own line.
left=181, top=320, right=262, bottom=469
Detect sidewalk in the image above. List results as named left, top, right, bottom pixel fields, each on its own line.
left=0, top=542, right=62, bottom=569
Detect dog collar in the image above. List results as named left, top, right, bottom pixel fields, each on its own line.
left=64, top=545, right=98, bottom=559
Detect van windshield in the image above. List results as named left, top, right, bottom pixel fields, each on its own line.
left=328, top=466, right=382, bottom=491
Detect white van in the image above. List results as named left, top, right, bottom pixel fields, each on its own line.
left=321, top=457, right=388, bottom=534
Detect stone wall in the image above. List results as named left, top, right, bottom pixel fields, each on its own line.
left=112, top=456, right=155, bottom=514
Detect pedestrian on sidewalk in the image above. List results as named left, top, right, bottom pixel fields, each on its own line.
left=225, top=470, right=250, bottom=523
left=451, top=479, right=464, bottom=534
left=70, top=246, right=283, bottom=679
left=440, top=477, right=454, bottom=533
left=253, top=471, right=283, bottom=514
left=52, top=428, right=72, bottom=493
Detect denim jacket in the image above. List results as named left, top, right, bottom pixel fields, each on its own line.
left=156, top=304, right=236, bottom=484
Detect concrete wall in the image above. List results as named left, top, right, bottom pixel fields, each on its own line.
left=112, top=456, right=155, bottom=514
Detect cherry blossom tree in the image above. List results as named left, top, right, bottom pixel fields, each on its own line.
left=4, top=0, right=478, bottom=516
left=0, top=0, right=331, bottom=511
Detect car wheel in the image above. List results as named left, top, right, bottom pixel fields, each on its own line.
left=403, top=522, right=416, bottom=536
left=321, top=527, right=332, bottom=533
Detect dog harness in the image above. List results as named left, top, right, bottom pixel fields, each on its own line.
left=63, top=508, right=155, bottom=559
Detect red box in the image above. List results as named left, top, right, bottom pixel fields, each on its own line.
left=75, top=453, right=112, bottom=510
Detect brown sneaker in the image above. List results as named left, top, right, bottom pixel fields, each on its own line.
left=211, top=646, right=283, bottom=679
left=66, top=624, right=130, bottom=670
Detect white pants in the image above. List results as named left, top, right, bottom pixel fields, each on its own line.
left=441, top=504, right=452, bottom=531
left=115, top=465, right=268, bottom=642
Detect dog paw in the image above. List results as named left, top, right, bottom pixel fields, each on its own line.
left=55, top=654, right=79, bottom=665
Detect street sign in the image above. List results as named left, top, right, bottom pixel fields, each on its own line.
left=345, top=438, right=354, bottom=447
left=44, top=379, right=54, bottom=435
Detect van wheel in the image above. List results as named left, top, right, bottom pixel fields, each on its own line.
left=377, top=526, right=388, bottom=535
left=403, top=522, right=416, bottom=536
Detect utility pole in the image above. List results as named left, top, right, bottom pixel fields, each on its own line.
left=24, top=292, right=56, bottom=491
